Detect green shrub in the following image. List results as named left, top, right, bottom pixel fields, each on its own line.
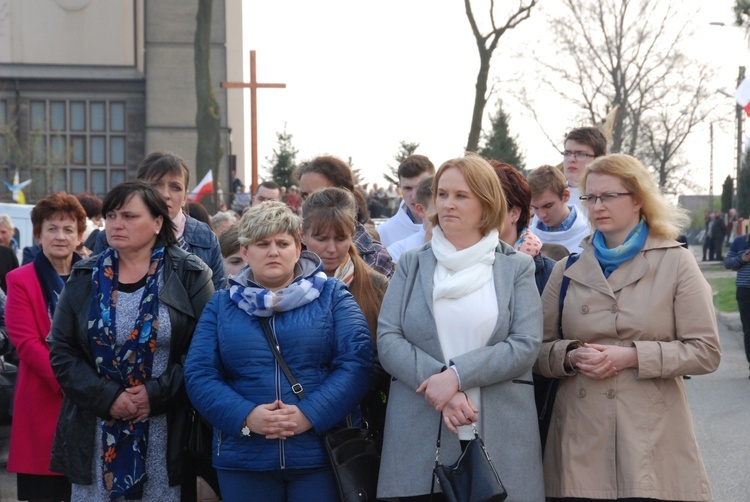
left=707, top=277, right=737, bottom=313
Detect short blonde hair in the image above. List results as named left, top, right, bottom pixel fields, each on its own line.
left=581, top=154, right=690, bottom=240
left=428, top=155, right=506, bottom=236
left=237, top=201, right=301, bottom=246
left=0, top=215, right=13, bottom=232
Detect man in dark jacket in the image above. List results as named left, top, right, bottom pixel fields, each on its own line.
left=711, top=210, right=727, bottom=261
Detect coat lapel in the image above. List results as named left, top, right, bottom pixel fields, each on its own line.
left=159, top=265, right=195, bottom=318
left=606, top=252, right=649, bottom=292
left=565, top=244, right=616, bottom=299
left=417, top=246, right=436, bottom=319
left=488, top=244, right=510, bottom=340
left=415, top=245, right=448, bottom=362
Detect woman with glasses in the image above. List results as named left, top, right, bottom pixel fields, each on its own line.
left=536, top=154, right=720, bottom=501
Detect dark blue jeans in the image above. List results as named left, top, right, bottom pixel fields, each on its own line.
left=217, top=466, right=338, bottom=502
left=736, top=286, right=750, bottom=365
left=703, top=236, right=714, bottom=260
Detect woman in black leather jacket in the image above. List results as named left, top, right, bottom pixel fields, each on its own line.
left=48, top=181, right=214, bottom=501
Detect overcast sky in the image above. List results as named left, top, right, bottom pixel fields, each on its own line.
left=239, top=0, right=748, bottom=195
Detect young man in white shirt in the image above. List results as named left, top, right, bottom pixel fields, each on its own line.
left=376, top=155, right=435, bottom=247
left=528, top=164, right=591, bottom=254
left=387, top=175, right=434, bottom=262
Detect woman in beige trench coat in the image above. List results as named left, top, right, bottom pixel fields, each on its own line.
left=536, top=154, right=721, bottom=501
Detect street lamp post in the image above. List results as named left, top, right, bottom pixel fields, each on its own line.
left=710, top=122, right=714, bottom=211
left=736, top=66, right=745, bottom=209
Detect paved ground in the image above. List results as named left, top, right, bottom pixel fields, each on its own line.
left=0, top=423, right=14, bottom=501
left=686, top=314, right=750, bottom=501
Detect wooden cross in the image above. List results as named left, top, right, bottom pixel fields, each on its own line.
left=221, top=50, right=286, bottom=193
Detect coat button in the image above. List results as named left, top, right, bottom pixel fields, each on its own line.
left=606, top=389, right=615, bottom=399
left=578, top=389, right=586, bottom=398
left=610, top=304, right=618, bottom=313
left=580, top=305, right=589, bottom=314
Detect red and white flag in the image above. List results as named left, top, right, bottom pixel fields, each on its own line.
left=188, top=170, right=213, bottom=203
left=735, top=77, right=750, bottom=116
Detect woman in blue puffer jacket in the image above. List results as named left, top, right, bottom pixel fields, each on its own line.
left=184, top=201, right=374, bottom=502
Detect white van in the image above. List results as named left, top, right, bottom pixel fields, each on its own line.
left=0, top=202, right=35, bottom=262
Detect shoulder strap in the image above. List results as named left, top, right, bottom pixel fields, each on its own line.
left=259, top=317, right=307, bottom=399
left=557, top=253, right=579, bottom=339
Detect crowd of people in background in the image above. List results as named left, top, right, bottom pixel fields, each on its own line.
left=0, top=126, right=735, bottom=501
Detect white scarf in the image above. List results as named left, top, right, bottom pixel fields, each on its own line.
left=431, top=226, right=498, bottom=302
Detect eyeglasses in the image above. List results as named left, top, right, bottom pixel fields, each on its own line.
left=562, top=150, right=595, bottom=159
left=579, top=192, right=633, bottom=205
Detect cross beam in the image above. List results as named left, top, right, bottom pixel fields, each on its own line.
left=222, top=50, right=286, bottom=193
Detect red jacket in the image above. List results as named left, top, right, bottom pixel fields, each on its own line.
left=6, top=263, right=64, bottom=475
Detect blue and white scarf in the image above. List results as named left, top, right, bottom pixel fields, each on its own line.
left=229, top=250, right=327, bottom=317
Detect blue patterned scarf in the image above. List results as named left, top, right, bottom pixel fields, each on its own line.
left=592, top=218, right=649, bottom=277
left=87, top=246, right=165, bottom=500
left=229, top=250, right=327, bottom=317
left=33, top=249, right=80, bottom=320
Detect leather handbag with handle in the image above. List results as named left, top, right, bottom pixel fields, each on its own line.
left=431, top=414, right=507, bottom=502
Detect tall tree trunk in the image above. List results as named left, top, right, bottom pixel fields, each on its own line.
left=466, top=52, right=490, bottom=153
left=194, top=0, right=221, bottom=196
left=463, top=0, right=538, bottom=155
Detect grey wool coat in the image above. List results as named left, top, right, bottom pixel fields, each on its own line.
left=376, top=241, right=545, bottom=501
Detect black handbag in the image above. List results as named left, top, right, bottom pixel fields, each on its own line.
left=185, top=407, right=213, bottom=458
left=0, top=357, right=17, bottom=425
left=533, top=253, right=578, bottom=454
left=259, top=317, right=380, bottom=502
left=431, top=416, right=507, bottom=502
left=323, top=424, right=381, bottom=502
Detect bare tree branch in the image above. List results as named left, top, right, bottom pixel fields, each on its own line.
left=535, top=0, right=713, bottom=190
left=464, top=0, right=540, bottom=153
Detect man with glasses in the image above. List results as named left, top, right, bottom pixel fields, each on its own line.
left=528, top=164, right=591, bottom=254
left=561, top=127, right=608, bottom=206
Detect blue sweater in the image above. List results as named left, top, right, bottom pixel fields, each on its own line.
left=184, top=257, right=374, bottom=471
left=724, top=233, right=750, bottom=288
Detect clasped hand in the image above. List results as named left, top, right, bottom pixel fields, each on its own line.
left=109, top=384, right=151, bottom=423
left=570, top=343, right=638, bottom=380
left=417, top=370, right=478, bottom=434
left=246, top=400, right=312, bottom=439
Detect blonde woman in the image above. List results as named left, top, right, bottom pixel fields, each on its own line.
left=184, top=201, right=373, bottom=502
left=536, top=154, right=721, bottom=501
left=377, top=155, right=544, bottom=501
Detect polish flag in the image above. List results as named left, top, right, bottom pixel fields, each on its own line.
left=735, top=77, right=750, bottom=116
left=188, top=170, right=213, bottom=203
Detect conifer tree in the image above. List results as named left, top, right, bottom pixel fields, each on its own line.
left=265, top=127, right=298, bottom=189
left=479, top=101, right=524, bottom=170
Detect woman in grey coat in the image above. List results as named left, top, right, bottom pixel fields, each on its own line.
left=376, top=155, right=545, bottom=501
